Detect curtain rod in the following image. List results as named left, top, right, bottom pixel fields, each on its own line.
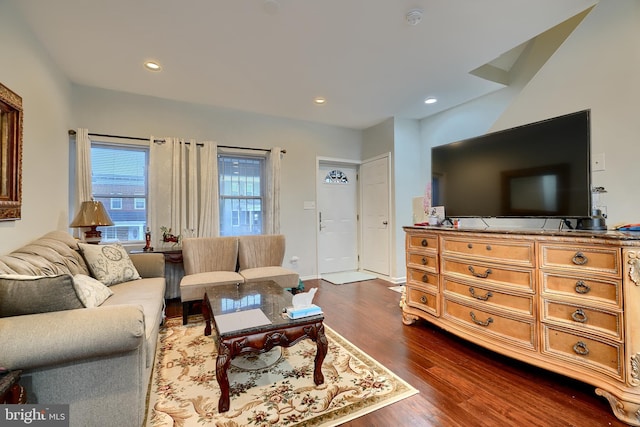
left=68, top=130, right=286, bottom=153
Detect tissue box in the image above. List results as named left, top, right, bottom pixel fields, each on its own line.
left=286, top=304, right=323, bottom=319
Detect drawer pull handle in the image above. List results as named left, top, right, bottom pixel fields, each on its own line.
left=421, top=257, right=428, bottom=265
left=468, top=266, right=492, bottom=278
left=574, top=281, right=591, bottom=294
left=422, top=274, right=429, bottom=283
left=469, top=287, right=493, bottom=301
left=420, top=295, right=428, bottom=304
left=573, top=341, right=590, bottom=356
left=486, top=245, right=492, bottom=251
left=421, top=239, right=428, bottom=247
left=467, top=243, right=473, bottom=249
left=572, top=252, right=588, bottom=265
left=470, top=311, right=493, bottom=327
left=571, top=308, right=588, bottom=323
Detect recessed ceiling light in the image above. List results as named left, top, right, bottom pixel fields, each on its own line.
left=314, top=97, right=326, bottom=105
left=424, top=97, right=437, bottom=104
left=144, top=61, right=162, bottom=72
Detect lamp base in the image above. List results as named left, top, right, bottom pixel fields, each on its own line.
left=84, top=227, right=103, bottom=244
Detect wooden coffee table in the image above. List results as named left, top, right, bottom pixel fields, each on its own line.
left=203, top=281, right=327, bottom=413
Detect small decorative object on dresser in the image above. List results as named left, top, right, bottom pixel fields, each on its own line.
left=402, top=226, right=640, bottom=426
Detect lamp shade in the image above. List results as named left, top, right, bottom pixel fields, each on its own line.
left=70, top=200, right=114, bottom=243
left=70, top=200, right=114, bottom=227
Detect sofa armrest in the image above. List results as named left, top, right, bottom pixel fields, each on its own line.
left=129, top=253, right=165, bottom=278
left=0, top=305, right=145, bottom=370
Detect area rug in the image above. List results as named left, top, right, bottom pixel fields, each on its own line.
left=146, top=316, right=418, bottom=426
left=321, top=271, right=376, bottom=285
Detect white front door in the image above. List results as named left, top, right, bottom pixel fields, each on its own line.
left=360, top=155, right=390, bottom=275
left=317, top=163, right=358, bottom=274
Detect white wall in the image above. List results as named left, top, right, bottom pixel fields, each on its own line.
left=419, top=0, right=640, bottom=228
left=70, top=86, right=363, bottom=279
left=0, top=2, right=73, bottom=254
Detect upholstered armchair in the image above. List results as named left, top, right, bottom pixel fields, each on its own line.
left=237, top=234, right=299, bottom=289
left=180, top=236, right=244, bottom=324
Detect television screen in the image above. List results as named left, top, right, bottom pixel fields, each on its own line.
left=431, top=110, right=591, bottom=218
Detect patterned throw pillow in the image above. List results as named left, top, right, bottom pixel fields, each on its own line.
left=0, top=274, right=84, bottom=317
left=72, top=274, right=114, bottom=307
left=78, top=243, right=141, bottom=286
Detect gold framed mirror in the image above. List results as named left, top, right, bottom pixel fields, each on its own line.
left=0, top=82, right=23, bottom=221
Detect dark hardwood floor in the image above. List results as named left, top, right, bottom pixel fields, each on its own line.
left=166, top=279, right=627, bottom=427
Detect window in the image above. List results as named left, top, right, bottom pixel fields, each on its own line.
left=218, top=154, right=264, bottom=236
left=91, top=143, right=148, bottom=242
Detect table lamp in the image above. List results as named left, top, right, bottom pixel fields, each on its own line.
left=70, top=200, right=114, bottom=243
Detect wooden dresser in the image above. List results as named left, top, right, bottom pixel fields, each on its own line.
left=402, top=226, right=640, bottom=426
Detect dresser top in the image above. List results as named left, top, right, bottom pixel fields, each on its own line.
left=404, top=225, right=640, bottom=243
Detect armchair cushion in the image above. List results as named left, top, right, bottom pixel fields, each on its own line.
left=180, top=271, right=244, bottom=302
left=0, top=274, right=84, bottom=317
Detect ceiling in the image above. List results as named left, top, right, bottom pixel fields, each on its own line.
left=12, top=0, right=597, bottom=130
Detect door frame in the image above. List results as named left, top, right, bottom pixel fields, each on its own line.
left=315, top=156, right=361, bottom=278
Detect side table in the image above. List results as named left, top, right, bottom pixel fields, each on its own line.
left=131, top=248, right=184, bottom=299
left=0, top=370, right=26, bottom=404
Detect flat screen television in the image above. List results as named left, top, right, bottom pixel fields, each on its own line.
left=431, top=110, right=591, bottom=218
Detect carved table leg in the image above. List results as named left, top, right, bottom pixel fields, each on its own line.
left=216, top=342, right=232, bottom=413
left=314, top=323, right=328, bottom=385
left=203, top=293, right=212, bottom=336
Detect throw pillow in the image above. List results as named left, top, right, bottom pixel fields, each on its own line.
left=72, top=274, right=113, bottom=308
left=0, top=274, right=84, bottom=317
left=78, top=243, right=141, bottom=286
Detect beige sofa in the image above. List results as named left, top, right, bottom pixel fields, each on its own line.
left=0, top=231, right=166, bottom=427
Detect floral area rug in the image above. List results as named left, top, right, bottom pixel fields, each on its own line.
left=146, top=316, right=418, bottom=426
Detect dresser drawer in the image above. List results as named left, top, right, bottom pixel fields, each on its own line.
left=542, top=300, right=622, bottom=341
left=442, top=258, right=534, bottom=291
left=442, top=237, right=534, bottom=267
left=444, top=278, right=533, bottom=316
left=541, top=272, right=620, bottom=307
left=542, top=325, right=622, bottom=380
left=406, top=285, right=438, bottom=316
left=407, top=252, right=438, bottom=272
left=443, top=298, right=535, bottom=349
left=407, top=268, right=438, bottom=290
left=407, top=234, right=438, bottom=251
left=539, top=244, right=620, bottom=277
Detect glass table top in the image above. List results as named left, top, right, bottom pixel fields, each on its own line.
left=204, top=281, right=323, bottom=337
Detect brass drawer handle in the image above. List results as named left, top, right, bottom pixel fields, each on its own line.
left=420, top=295, right=428, bottom=304
left=469, top=287, right=493, bottom=301
left=571, top=308, right=588, bottom=323
left=574, top=280, right=591, bottom=294
left=421, top=257, right=428, bottom=265
left=468, top=265, right=492, bottom=278
left=573, top=341, right=589, bottom=356
left=421, top=239, right=428, bottom=247
left=469, top=311, right=493, bottom=327
left=421, top=274, right=429, bottom=283
left=572, top=252, right=588, bottom=265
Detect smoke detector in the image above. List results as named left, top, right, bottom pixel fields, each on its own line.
left=406, top=9, right=423, bottom=26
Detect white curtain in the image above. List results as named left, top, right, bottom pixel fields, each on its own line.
left=148, top=136, right=159, bottom=247
left=161, top=137, right=219, bottom=240
left=73, top=128, right=93, bottom=237
left=264, top=147, right=282, bottom=234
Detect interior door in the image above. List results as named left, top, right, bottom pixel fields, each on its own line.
left=360, top=155, right=390, bottom=275
left=317, top=163, right=358, bottom=274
